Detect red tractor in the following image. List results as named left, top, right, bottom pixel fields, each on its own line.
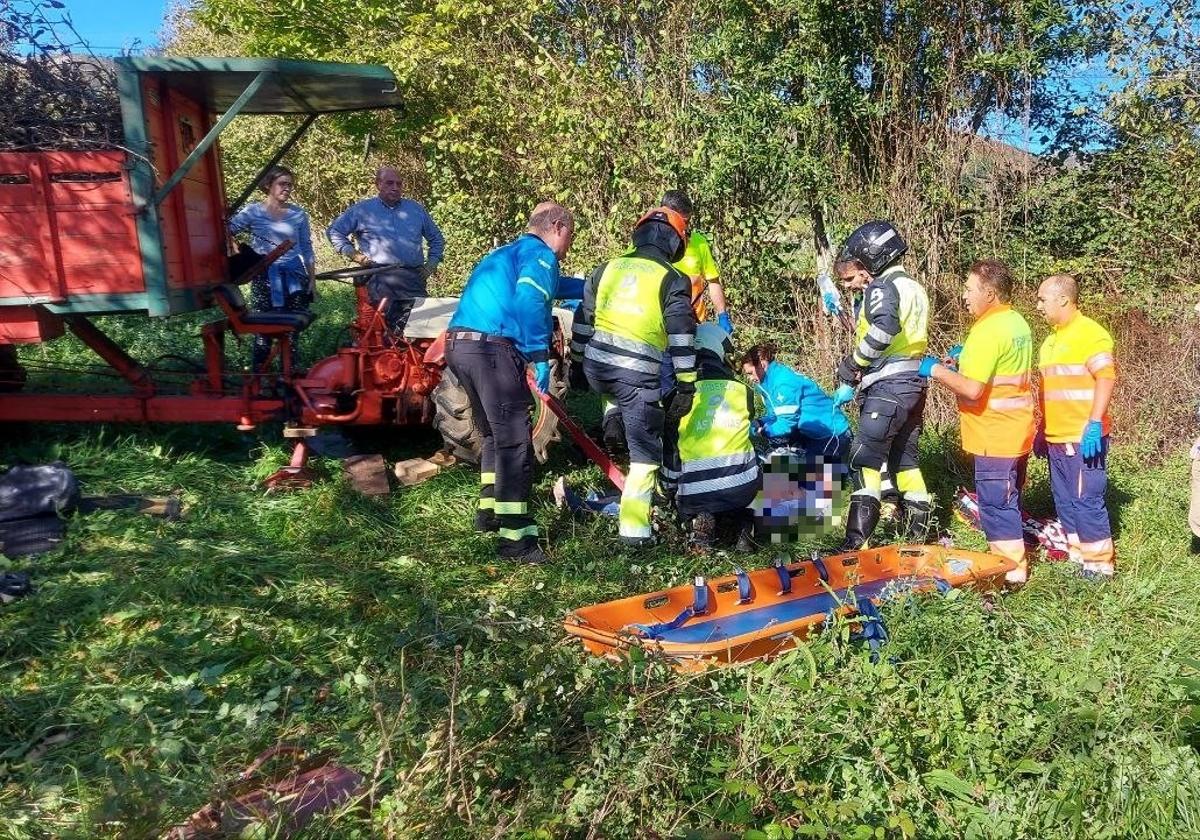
left=0, top=57, right=573, bottom=486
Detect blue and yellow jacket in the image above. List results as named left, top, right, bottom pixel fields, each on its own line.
left=756, top=361, right=850, bottom=440
left=449, top=234, right=560, bottom=362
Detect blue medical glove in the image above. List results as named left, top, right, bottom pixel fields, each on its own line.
left=918, top=355, right=939, bottom=378
left=948, top=344, right=963, bottom=362
left=1080, top=420, right=1103, bottom=459
left=533, top=361, right=551, bottom=395
left=821, top=291, right=841, bottom=316
left=832, top=384, right=855, bottom=408
left=717, top=312, right=734, bottom=335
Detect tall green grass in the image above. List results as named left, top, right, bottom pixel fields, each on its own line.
left=3, top=305, right=1200, bottom=838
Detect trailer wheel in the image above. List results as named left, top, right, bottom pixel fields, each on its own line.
left=431, top=360, right=567, bottom=465
left=0, top=346, right=27, bottom=393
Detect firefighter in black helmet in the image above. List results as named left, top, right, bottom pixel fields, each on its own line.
left=831, top=221, right=932, bottom=550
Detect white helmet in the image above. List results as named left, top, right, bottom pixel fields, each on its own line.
left=694, top=323, right=733, bottom=359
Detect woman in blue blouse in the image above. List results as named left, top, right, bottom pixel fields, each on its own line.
left=228, top=165, right=316, bottom=371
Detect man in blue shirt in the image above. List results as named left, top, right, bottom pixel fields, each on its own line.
left=740, top=343, right=852, bottom=460
left=446, top=202, right=574, bottom=565
left=327, top=166, right=446, bottom=334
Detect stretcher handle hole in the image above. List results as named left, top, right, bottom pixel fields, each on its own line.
left=716, top=581, right=739, bottom=594
left=899, top=548, right=923, bottom=558
left=643, top=594, right=669, bottom=610
left=841, top=557, right=859, bottom=567
left=50, top=171, right=121, bottom=183
left=0, top=174, right=31, bottom=185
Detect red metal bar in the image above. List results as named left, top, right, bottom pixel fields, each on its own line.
left=201, top=321, right=225, bottom=392
left=532, top=384, right=625, bottom=492
left=64, top=315, right=153, bottom=391
left=0, top=393, right=284, bottom=423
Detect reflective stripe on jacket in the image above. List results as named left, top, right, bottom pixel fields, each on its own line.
left=662, top=376, right=759, bottom=499
left=957, top=304, right=1035, bottom=457
left=571, top=248, right=697, bottom=383
left=1038, top=312, right=1116, bottom=443
left=849, top=265, right=929, bottom=389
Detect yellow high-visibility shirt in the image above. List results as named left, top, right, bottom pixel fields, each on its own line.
left=674, top=232, right=720, bottom=321
left=1038, top=312, right=1115, bottom=443
left=957, top=304, right=1035, bottom=457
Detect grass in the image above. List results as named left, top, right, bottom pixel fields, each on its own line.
left=3, top=296, right=1200, bottom=838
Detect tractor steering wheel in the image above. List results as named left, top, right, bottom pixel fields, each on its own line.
left=314, top=263, right=419, bottom=284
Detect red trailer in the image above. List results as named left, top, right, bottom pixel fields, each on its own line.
left=0, top=58, right=575, bottom=485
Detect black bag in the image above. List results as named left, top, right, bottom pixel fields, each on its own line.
left=0, top=462, right=80, bottom=522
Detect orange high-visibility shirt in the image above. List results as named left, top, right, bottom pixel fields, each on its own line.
left=1038, top=312, right=1115, bottom=443
left=957, top=304, right=1036, bottom=457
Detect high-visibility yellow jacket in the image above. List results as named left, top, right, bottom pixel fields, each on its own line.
left=957, top=304, right=1035, bottom=457
left=570, top=246, right=697, bottom=385
left=842, top=264, right=929, bottom=389
left=1038, top=311, right=1115, bottom=443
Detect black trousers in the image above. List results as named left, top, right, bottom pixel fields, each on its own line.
left=849, top=382, right=926, bottom=476
left=249, top=275, right=311, bottom=372
left=445, top=335, right=537, bottom=556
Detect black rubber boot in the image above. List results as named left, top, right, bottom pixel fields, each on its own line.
left=1192, top=534, right=1200, bottom=556
left=903, top=499, right=934, bottom=544
left=840, top=496, right=881, bottom=552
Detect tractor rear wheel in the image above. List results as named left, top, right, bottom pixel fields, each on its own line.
left=431, top=359, right=568, bottom=465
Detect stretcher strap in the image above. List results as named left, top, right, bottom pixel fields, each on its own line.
left=628, top=576, right=709, bottom=639
left=772, top=558, right=792, bottom=595
left=811, top=553, right=830, bottom=584
left=733, top=568, right=752, bottom=604
left=853, top=598, right=889, bottom=663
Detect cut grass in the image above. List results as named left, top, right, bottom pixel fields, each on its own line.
left=3, top=304, right=1200, bottom=838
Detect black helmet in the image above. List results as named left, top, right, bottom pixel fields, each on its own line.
left=837, top=220, right=907, bottom=275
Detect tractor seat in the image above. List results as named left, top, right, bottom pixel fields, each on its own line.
left=213, top=284, right=314, bottom=332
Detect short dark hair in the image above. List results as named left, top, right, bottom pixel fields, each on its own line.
left=970, top=258, right=1015, bottom=302
left=661, top=189, right=693, bottom=217
left=741, top=343, right=777, bottom=368
left=259, top=165, right=294, bottom=193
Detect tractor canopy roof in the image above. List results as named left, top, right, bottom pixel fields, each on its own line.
left=115, top=56, right=405, bottom=115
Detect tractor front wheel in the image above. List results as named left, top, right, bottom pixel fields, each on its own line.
left=431, top=359, right=568, bottom=465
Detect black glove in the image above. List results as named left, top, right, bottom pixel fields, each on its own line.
left=836, top=355, right=861, bottom=387
left=664, top=384, right=695, bottom=427
left=567, top=360, right=589, bottom=392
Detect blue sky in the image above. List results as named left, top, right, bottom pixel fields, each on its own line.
left=65, top=0, right=170, bottom=54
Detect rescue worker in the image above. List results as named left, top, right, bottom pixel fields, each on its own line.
left=922, top=259, right=1035, bottom=583
left=570, top=207, right=698, bottom=547
left=660, top=190, right=733, bottom=334
left=831, top=221, right=932, bottom=549
left=445, top=202, right=575, bottom=564
left=1034, top=273, right=1117, bottom=578
left=662, top=324, right=760, bottom=552
left=327, top=166, right=445, bottom=335
left=740, top=343, right=852, bottom=461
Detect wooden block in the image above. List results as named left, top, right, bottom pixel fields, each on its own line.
left=343, top=454, right=391, bottom=496
left=427, top=449, right=458, bottom=468
left=393, top=457, right=441, bottom=487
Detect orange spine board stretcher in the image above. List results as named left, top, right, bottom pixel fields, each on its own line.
left=564, top=544, right=1014, bottom=670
